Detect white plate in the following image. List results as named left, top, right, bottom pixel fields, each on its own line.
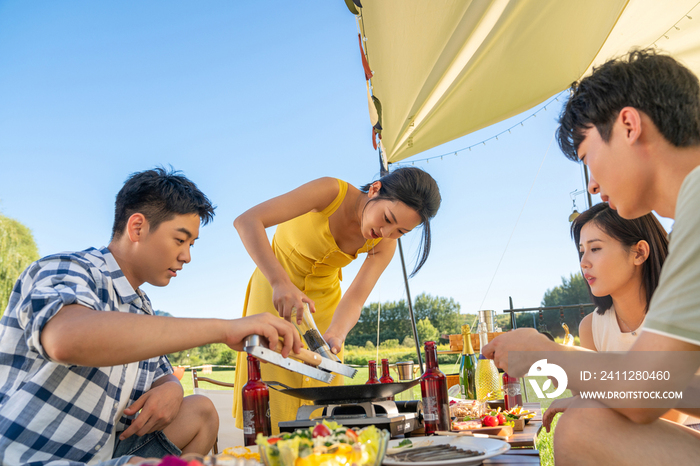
left=383, top=436, right=510, bottom=466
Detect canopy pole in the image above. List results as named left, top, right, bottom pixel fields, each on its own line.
left=397, top=238, right=424, bottom=374
left=583, top=165, right=593, bottom=209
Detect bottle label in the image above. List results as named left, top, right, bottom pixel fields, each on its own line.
left=422, top=396, right=438, bottom=421
left=504, top=383, right=521, bottom=396
left=243, top=409, right=255, bottom=435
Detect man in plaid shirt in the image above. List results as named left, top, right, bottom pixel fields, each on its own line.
left=0, top=168, right=302, bottom=465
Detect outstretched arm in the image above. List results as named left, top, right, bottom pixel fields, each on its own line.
left=482, top=328, right=700, bottom=423
left=324, top=238, right=397, bottom=353
left=234, top=177, right=340, bottom=322
left=41, top=305, right=302, bottom=366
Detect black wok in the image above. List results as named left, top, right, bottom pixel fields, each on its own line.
left=265, top=379, right=421, bottom=405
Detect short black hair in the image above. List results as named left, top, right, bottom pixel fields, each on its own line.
left=111, top=167, right=215, bottom=239
left=360, top=167, right=441, bottom=276
left=557, top=48, right=700, bottom=161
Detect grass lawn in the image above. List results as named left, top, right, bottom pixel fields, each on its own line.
left=180, top=366, right=566, bottom=465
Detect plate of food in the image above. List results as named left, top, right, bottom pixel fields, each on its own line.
left=383, top=436, right=510, bottom=466
left=257, top=421, right=389, bottom=466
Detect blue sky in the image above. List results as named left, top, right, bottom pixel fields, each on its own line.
left=0, top=1, right=670, bottom=322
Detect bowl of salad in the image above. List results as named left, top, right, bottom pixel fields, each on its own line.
left=256, top=421, right=389, bottom=466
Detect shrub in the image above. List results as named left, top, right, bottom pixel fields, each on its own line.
left=402, top=336, right=415, bottom=348
left=379, top=339, right=399, bottom=349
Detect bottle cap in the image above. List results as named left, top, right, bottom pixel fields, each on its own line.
left=479, top=354, right=487, bottom=360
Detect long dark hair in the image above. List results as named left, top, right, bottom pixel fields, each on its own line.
left=571, top=203, right=668, bottom=314
left=360, top=167, right=441, bottom=276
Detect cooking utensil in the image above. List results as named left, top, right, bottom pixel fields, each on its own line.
left=266, top=379, right=421, bottom=404
left=243, top=335, right=334, bottom=384
left=290, top=304, right=357, bottom=378
left=478, top=310, right=496, bottom=333
left=435, top=430, right=509, bottom=441
left=395, top=361, right=415, bottom=380
left=291, top=304, right=339, bottom=361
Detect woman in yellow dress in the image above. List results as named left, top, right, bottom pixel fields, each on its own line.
left=231, top=167, right=441, bottom=432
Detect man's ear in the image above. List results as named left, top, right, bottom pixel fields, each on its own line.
left=126, top=213, right=148, bottom=243
left=368, top=181, right=382, bottom=199
left=633, top=240, right=650, bottom=265
left=618, top=107, right=643, bottom=145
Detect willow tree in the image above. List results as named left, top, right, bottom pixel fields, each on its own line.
left=0, top=213, right=39, bottom=317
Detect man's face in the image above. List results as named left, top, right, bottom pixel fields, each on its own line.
left=135, top=213, right=201, bottom=287
left=577, top=125, right=651, bottom=219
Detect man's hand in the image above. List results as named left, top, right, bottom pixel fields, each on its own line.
left=542, top=396, right=578, bottom=432
left=224, top=313, right=302, bottom=358
left=120, top=378, right=183, bottom=440
left=481, top=328, right=555, bottom=376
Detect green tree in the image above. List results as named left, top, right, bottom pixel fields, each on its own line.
left=539, top=272, right=593, bottom=338
left=0, top=214, right=39, bottom=317
left=413, top=293, right=462, bottom=337
left=346, top=292, right=462, bottom=346
left=542, top=273, right=590, bottom=307
left=416, top=317, right=439, bottom=343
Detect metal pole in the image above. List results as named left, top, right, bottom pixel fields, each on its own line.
left=509, top=296, right=516, bottom=330
left=398, top=237, right=424, bottom=373
left=380, top=158, right=423, bottom=373
left=583, top=165, right=593, bottom=209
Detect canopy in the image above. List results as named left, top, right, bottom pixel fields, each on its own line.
left=356, top=0, right=700, bottom=163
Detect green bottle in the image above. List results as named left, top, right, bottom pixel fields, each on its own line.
left=459, top=324, right=477, bottom=399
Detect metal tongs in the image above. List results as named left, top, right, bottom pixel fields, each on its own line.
left=243, top=331, right=357, bottom=384
left=290, top=304, right=345, bottom=363
left=243, top=334, right=335, bottom=383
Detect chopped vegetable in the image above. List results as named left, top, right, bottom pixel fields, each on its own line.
left=257, top=421, right=386, bottom=466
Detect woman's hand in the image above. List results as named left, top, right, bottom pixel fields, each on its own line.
left=542, top=396, right=578, bottom=432
left=323, top=330, right=345, bottom=355
left=271, top=279, right=316, bottom=324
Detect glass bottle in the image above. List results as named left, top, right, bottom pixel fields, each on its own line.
left=380, top=358, right=395, bottom=400
left=420, top=341, right=449, bottom=434
left=379, top=359, right=394, bottom=383
left=459, top=324, right=477, bottom=399
left=241, top=355, right=271, bottom=446
left=366, top=360, right=380, bottom=384
left=503, top=372, right=523, bottom=410
left=475, top=322, right=502, bottom=401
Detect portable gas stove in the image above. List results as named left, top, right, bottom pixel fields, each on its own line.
left=270, top=380, right=424, bottom=438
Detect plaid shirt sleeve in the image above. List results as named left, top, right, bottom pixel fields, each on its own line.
left=15, top=255, right=103, bottom=362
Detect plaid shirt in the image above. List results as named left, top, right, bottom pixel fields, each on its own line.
left=0, top=247, right=173, bottom=466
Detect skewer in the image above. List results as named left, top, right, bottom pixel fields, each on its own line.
left=386, top=444, right=485, bottom=461
left=435, top=430, right=509, bottom=440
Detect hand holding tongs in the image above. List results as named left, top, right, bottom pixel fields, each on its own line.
left=291, top=303, right=343, bottom=364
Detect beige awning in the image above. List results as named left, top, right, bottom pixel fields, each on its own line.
left=357, top=0, right=700, bottom=163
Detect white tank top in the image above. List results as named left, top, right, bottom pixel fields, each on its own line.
left=591, top=305, right=645, bottom=352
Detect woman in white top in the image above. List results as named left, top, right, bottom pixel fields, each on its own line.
left=544, top=203, right=689, bottom=428
left=573, top=203, right=668, bottom=352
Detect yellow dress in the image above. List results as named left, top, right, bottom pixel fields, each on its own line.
left=232, top=179, right=381, bottom=434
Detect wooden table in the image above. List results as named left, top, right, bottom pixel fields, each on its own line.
left=506, top=402, right=542, bottom=448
